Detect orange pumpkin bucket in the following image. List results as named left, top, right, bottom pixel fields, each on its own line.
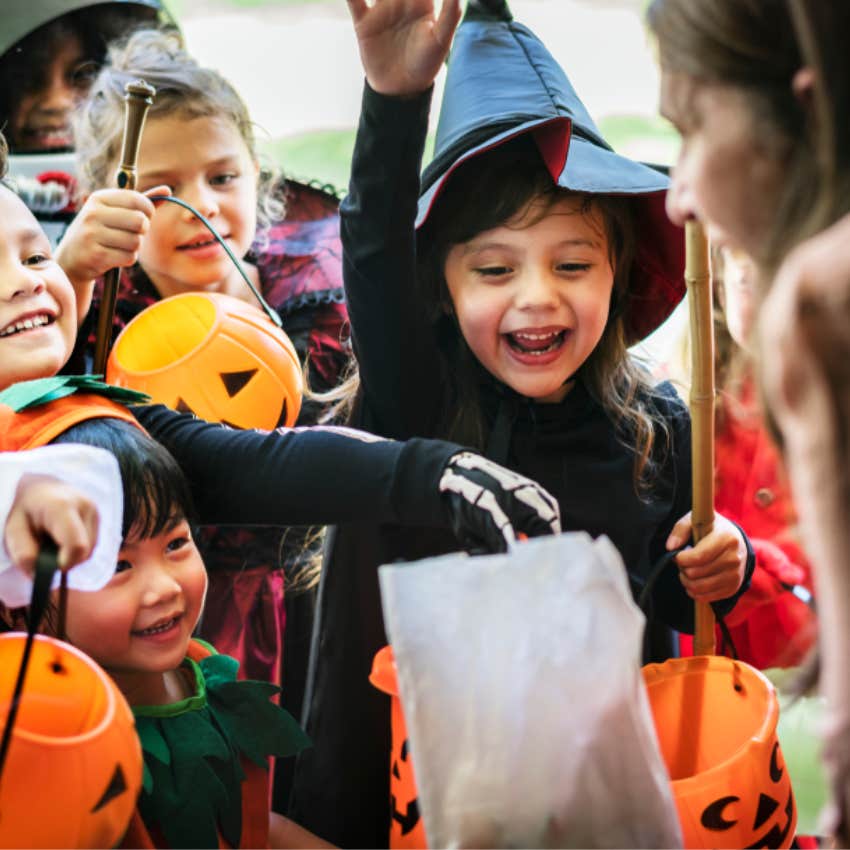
left=370, top=645, right=427, bottom=849
left=642, top=655, right=797, bottom=849
left=0, top=633, right=142, bottom=848
left=106, top=291, right=303, bottom=430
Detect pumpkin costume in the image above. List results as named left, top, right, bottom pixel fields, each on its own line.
left=121, top=639, right=309, bottom=849
left=0, top=381, right=311, bottom=848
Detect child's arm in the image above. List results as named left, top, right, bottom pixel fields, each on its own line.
left=268, top=812, right=335, bottom=849
left=55, top=186, right=168, bottom=325
left=341, top=0, right=461, bottom=438
left=133, top=404, right=560, bottom=551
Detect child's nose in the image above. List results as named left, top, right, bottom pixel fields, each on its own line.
left=140, top=569, right=182, bottom=608
left=38, top=69, right=77, bottom=114
left=0, top=268, right=46, bottom=300
left=516, top=270, right=559, bottom=310
left=184, top=184, right=220, bottom=221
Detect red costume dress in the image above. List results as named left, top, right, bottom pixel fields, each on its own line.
left=681, top=381, right=817, bottom=668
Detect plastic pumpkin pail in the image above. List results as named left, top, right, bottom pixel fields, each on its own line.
left=0, top=633, right=142, bottom=848
left=106, top=291, right=302, bottom=430
left=370, top=645, right=427, bottom=849
left=643, top=655, right=796, bottom=849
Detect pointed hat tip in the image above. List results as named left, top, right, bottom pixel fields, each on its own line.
left=464, top=0, right=513, bottom=23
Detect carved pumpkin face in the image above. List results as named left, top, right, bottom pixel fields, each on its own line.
left=106, top=292, right=303, bottom=430
left=0, top=634, right=143, bottom=848
left=370, top=645, right=427, bottom=849
left=643, top=655, right=797, bottom=849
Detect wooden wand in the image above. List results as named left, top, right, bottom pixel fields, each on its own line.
left=92, top=79, right=156, bottom=376
left=685, top=219, right=717, bottom=656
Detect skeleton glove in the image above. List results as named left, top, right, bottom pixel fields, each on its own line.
left=438, top=452, right=561, bottom=553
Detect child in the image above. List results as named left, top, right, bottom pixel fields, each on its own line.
left=0, top=1, right=167, bottom=155
left=288, top=2, right=754, bottom=845
left=0, top=130, right=561, bottom=622
left=56, top=27, right=352, bottom=742
left=2, top=406, right=332, bottom=848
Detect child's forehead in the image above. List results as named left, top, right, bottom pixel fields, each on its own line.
left=0, top=185, right=48, bottom=240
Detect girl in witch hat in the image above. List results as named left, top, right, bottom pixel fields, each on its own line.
left=288, top=1, right=754, bottom=845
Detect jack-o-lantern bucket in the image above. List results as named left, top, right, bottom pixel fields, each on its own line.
left=106, top=292, right=303, bottom=430
left=0, top=633, right=142, bottom=848
left=370, top=645, right=427, bottom=849
left=643, top=655, right=797, bottom=849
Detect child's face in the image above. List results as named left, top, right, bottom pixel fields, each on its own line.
left=443, top=196, right=615, bottom=402
left=64, top=518, right=208, bottom=693
left=134, top=114, right=260, bottom=299
left=0, top=185, right=77, bottom=390
left=9, top=33, right=90, bottom=152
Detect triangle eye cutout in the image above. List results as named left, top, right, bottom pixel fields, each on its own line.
left=175, top=398, right=194, bottom=415
left=220, top=369, right=258, bottom=397
left=91, top=764, right=128, bottom=812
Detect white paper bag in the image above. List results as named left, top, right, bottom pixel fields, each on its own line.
left=379, top=532, right=683, bottom=848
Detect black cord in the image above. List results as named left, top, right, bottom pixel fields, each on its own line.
left=0, top=542, right=60, bottom=782
left=147, top=194, right=283, bottom=329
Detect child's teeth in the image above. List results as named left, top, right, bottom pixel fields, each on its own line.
left=0, top=315, right=49, bottom=337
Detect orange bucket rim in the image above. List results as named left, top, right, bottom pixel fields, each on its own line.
left=643, top=655, right=781, bottom=791
left=0, top=633, right=120, bottom=747
left=109, top=291, right=225, bottom=379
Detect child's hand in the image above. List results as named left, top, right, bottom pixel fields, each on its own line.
left=346, top=0, right=462, bottom=97
left=666, top=511, right=748, bottom=602
left=56, top=186, right=170, bottom=321
left=4, top=474, right=101, bottom=576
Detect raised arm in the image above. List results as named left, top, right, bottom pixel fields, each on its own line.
left=341, top=0, right=461, bottom=438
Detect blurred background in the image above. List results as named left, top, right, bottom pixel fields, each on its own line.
left=172, top=0, right=679, bottom=194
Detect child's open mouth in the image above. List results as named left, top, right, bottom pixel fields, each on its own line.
left=0, top=313, right=54, bottom=338
left=178, top=237, right=218, bottom=250
left=505, top=329, right=567, bottom=356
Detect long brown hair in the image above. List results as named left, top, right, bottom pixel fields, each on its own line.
left=419, top=137, right=672, bottom=491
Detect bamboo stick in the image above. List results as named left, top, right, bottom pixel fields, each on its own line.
left=685, top=219, right=716, bottom=656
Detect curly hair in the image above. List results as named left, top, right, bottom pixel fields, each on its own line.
left=74, top=27, right=284, bottom=234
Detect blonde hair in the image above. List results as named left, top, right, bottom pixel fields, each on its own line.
left=73, top=27, right=284, bottom=233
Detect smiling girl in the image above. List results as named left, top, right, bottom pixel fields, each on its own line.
left=289, top=2, right=755, bottom=845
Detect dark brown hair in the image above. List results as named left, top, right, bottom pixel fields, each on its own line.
left=0, top=4, right=163, bottom=151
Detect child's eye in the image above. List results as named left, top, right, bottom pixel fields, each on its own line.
left=166, top=536, right=191, bottom=553
left=474, top=266, right=512, bottom=278
left=558, top=262, right=592, bottom=274
left=210, top=173, right=237, bottom=187
left=24, top=253, right=50, bottom=267
left=115, top=559, right=133, bottom=574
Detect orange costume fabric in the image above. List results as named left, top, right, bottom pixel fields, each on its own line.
left=0, top=392, right=141, bottom=450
